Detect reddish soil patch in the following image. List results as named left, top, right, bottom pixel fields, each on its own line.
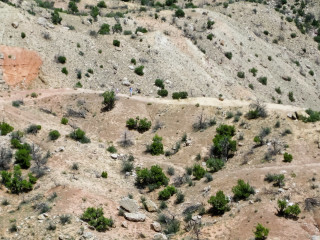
left=0, top=45, right=42, bottom=87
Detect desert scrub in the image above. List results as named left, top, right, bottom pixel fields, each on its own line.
left=57, top=56, right=66, bottom=64
left=113, top=40, right=120, bottom=47
left=283, top=152, right=293, bottom=162
left=224, top=52, right=232, bottom=60
left=107, top=145, right=117, bottom=153
left=49, top=130, right=60, bottom=140
left=232, top=179, right=255, bottom=201
left=172, top=91, right=188, bottom=99
left=61, top=67, right=68, bottom=75
left=135, top=165, right=168, bottom=189
left=69, top=128, right=90, bottom=143
left=61, top=117, right=68, bottom=125
left=0, top=122, right=14, bottom=136
left=134, top=66, right=144, bottom=76
left=81, top=207, right=113, bottom=232
left=147, top=135, right=164, bottom=155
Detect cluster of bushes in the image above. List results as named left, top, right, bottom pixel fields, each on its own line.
left=126, top=117, right=151, bottom=133
left=155, top=79, right=168, bottom=97
left=81, top=207, right=113, bottom=232
left=1, top=165, right=37, bottom=194
left=264, top=173, right=285, bottom=187
left=135, top=165, right=168, bottom=190
left=69, top=128, right=90, bottom=143
left=299, top=109, right=320, bottom=122
left=246, top=101, right=267, bottom=119
left=277, top=199, right=301, bottom=218
left=211, top=124, right=236, bottom=160
left=172, top=91, right=188, bottom=99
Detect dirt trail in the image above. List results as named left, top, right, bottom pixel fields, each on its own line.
left=0, top=88, right=305, bottom=112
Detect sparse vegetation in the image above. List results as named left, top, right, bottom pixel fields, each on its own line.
left=81, top=207, right=113, bottom=232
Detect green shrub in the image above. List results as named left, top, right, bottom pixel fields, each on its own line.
left=158, top=185, right=177, bottom=200
left=175, top=191, right=185, bottom=204
left=291, top=33, right=297, bottom=38
left=207, top=20, right=215, bottom=29
left=300, top=109, right=320, bottom=122
left=51, top=10, right=62, bottom=25
left=61, top=117, right=68, bottom=125
left=121, top=161, right=134, bottom=173
left=135, top=27, right=148, bottom=33
left=148, top=135, right=164, bottom=155
left=164, top=219, right=180, bottom=234
left=107, top=145, right=117, bottom=153
left=61, top=67, right=68, bottom=75
left=208, top=190, right=230, bottom=215
left=155, top=79, right=164, bottom=89
left=0, top=122, right=14, bottom=136
left=277, top=199, right=301, bottom=218
left=172, top=91, right=188, bottom=99
left=258, top=77, right=267, bottom=85
left=97, top=0, right=107, bottom=8
left=15, top=149, right=31, bottom=169
left=98, top=24, right=110, bottom=35
left=131, top=58, right=136, bottom=65
left=288, top=91, right=295, bottom=102
left=112, top=23, right=122, bottom=33
left=90, top=6, right=99, bottom=20
left=101, top=171, right=108, bottom=178
left=68, top=1, right=78, bottom=13
left=157, top=89, right=168, bottom=97
left=60, top=215, right=71, bottom=225
left=75, top=81, right=82, bottom=88
left=167, top=167, right=175, bottom=176
left=309, top=70, right=314, bottom=76
left=102, top=91, right=116, bottom=111
left=264, top=173, right=285, bottom=187
left=249, top=68, right=258, bottom=76
left=254, top=223, right=269, bottom=240
left=134, top=66, right=144, bottom=76
left=225, top=52, right=232, bottom=60
left=207, top=33, right=214, bottom=40
left=192, top=164, right=206, bottom=180
left=205, top=172, right=213, bottom=182
left=175, top=8, right=185, bottom=18
left=26, top=124, right=41, bottom=135
left=212, top=125, right=236, bottom=159
left=232, top=179, right=255, bottom=201
left=12, top=100, right=23, bottom=108
left=81, top=207, right=113, bottom=232
left=246, top=102, right=267, bottom=119
left=206, top=158, right=224, bottom=172
left=21, top=32, right=26, bottom=39
left=283, top=152, right=292, bottom=162
left=49, top=130, right=60, bottom=140
left=126, top=117, right=151, bottom=133
left=135, top=165, right=168, bottom=189
left=69, top=128, right=90, bottom=143
left=1, top=165, right=35, bottom=194
left=237, top=72, right=245, bottom=78
left=113, top=40, right=120, bottom=47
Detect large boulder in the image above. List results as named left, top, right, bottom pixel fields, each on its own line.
left=119, top=197, right=139, bottom=213
left=124, top=212, right=146, bottom=222
left=145, top=199, right=158, bottom=212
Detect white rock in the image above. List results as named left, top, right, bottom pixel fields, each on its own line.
left=124, top=212, right=146, bottom=222
left=119, top=197, right=139, bottom=213
left=151, top=221, right=161, bottom=232
left=121, top=221, right=128, bottom=228
left=153, top=233, right=168, bottom=240
left=129, top=66, right=135, bottom=70
left=111, top=154, right=118, bottom=159
left=12, top=22, right=19, bottom=28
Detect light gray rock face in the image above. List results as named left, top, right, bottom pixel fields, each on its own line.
left=119, top=197, right=139, bottom=213
left=124, top=212, right=146, bottom=222
left=145, top=199, right=157, bottom=212
left=151, top=221, right=161, bottom=232
left=153, top=233, right=168, bottom=240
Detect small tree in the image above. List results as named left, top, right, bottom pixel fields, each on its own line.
left=254, top=223, right=269, bottom=240
left=69, top=128, right=90, bottom=144
left=232, top=179, right=255, bottom=201
left=283, top=152, right=293, bottom=162
left=98, top=24, right=110, bottom=35
left=0, top=122, right=14, bottom=136
left=15, top=149, right=31, bottom=169
left=208, top=190, right=230, bottom=215
left=90, top=6, right=100, bottom=21
left=102, top=91, right=116, bottom=111
left=149, top=135, right=164, bottom=155
left=135, top=165, right=168, bottom=189
left=112, top=23, right=122, bottom=33
left=51, top=10, right=62, bottom=25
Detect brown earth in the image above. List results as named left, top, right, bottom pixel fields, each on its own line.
left=0, top=45, right=42, bottom=87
